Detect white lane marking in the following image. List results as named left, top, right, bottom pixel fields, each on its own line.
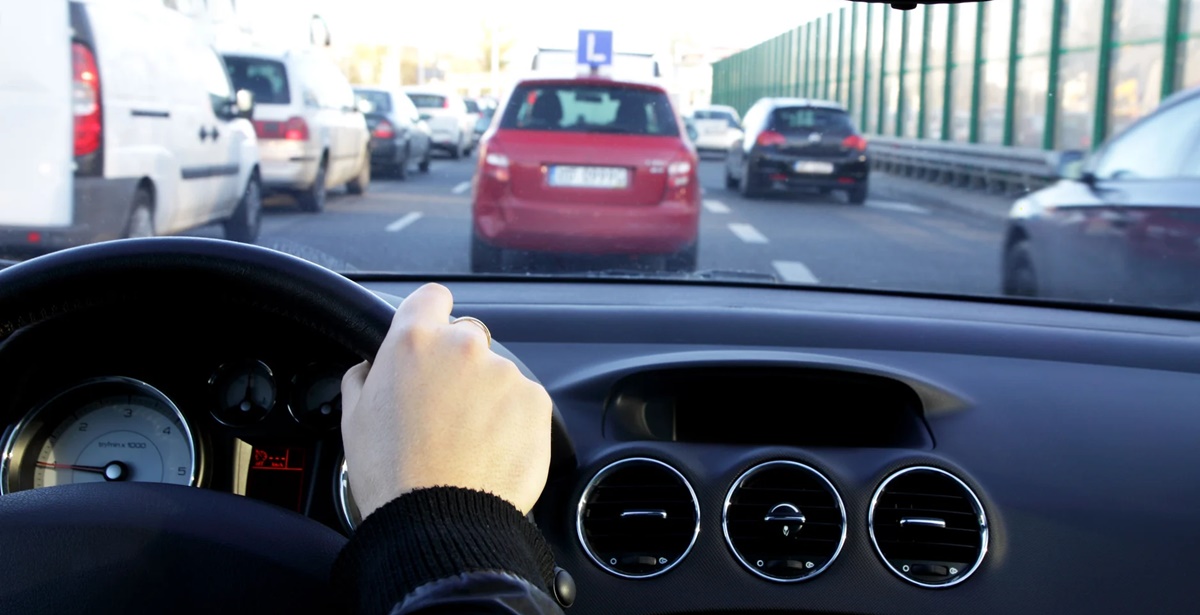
left=728, top=223, right=769, bottom=244
left=772, top=260, right=820, bottom=284
left=385, top=211, right=424, bottom=232
left=451, top=181, right=471, bottom=194
left=866, top=200, right=930, bottom=215
left=703, top=199, right=731, bottom=214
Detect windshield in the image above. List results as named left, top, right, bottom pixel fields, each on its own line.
left=6, top=0, right=1200, bottom=314
left=499, top=84, right=680, bottom=135
left=354, top=89, right=392, bottom=113
left=224, top=56, right=290, bottom=105
left=407, top=93, right=447, bottom=108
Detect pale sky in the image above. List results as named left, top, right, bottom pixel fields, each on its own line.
left=233, top=0, right=846, bottom=57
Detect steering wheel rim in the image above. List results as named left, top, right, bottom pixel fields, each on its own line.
left=0, top=237, right=573, bottom=615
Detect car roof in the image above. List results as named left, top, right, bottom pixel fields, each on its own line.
left=511, top=76, right=669, bottom=94
left=761, top=97, right=847, bottom=111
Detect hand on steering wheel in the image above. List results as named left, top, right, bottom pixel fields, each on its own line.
left=340, top=283, right=553, bottom=519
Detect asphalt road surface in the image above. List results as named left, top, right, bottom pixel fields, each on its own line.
left=189, top=152, right=1008, bottom=297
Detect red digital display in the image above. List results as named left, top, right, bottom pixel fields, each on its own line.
left=246, top=446, right=308, bottom=512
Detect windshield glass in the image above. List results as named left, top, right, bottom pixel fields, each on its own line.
left=224, top=56, right=290, bottom=105
left=6, top=0, right=1200, bottom=313
left=499, top=84, right=679, bottom=135
left=407, top=93, right=447, bottom=108
left=354, top=89, right=392, bottom=113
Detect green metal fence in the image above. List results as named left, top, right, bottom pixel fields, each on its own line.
left=712, top=0, right=1200, bottom=151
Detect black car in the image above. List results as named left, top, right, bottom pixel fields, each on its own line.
left=725, top=98, right=869, bottom=203
left=353, top=87, right=434, bottom=179
left=1002, top=86, right=1200, bottom=309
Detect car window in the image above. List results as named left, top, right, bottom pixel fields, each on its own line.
left=223, top=56, right=290, bottom=105
left=409, top=93, right=447, bottom=109
left=500, top=84, right=679, bottom=136
left=1093, top=96, right=1200, bottom=180
left=769, top=107, right=855, bottom=134
left=197, top=48, right=233, bottom=117
left=396, top=93, right=420, bottom=121
left=464, top=99, right=481, bottom=114
left=355, top=90, right=391, bottom=114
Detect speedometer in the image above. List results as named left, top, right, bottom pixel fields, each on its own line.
left=1, top=377, right=199, bottom=494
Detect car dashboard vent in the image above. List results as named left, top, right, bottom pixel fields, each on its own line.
left=577, top=457, right=699, bottom=578
left=722, top=460, right=847, bottom=581
left=869, top=466, right=989, bottom=587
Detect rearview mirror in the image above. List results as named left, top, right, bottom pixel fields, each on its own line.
left=234, top=89, right=254, bottom=120
left=1057, top=150, right=1086, bottom=181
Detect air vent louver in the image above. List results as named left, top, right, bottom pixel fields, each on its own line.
left=869, top=466, right=988, bottom=587
left=577, top=458, right=699, bottom=578
left=722, top=461, right=846, bottom=581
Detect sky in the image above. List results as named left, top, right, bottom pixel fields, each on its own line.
left=233, top=0, right=847, bottom=57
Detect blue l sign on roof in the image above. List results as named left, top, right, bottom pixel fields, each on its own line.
left=577, top=30, right=613, bottom=67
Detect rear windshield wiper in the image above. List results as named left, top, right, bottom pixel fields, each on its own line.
left=580, top=125, right=640, bottom=134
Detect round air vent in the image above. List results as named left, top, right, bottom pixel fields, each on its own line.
left=869, top=466, right=988, bottom=588
left=722, top=460, right=846, bottom=582
left=576, top=457, right=699, bottom=578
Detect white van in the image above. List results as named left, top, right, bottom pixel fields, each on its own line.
left=222, top=47, right=371, bottom=212
left=0, top=0, right=262, bottom=253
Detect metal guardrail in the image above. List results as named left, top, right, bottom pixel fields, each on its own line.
left=866, top=136, right=1062, bottom=196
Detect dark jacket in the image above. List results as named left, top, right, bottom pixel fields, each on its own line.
left=332, top=486, right=564, bottom=615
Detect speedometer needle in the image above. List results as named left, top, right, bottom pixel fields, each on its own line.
left=36, top=460, right=129, bottom=481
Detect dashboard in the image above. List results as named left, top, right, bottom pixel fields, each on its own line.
left=3, top=275, right=1200, bottom=613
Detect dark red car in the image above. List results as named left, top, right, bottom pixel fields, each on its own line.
left=471, top=78, right=700, bottom=273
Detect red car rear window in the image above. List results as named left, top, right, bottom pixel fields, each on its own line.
left=500, top=84, right=679, bottom=137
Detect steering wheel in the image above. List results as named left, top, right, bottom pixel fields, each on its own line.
left=0, top=238, right=574, bottom=615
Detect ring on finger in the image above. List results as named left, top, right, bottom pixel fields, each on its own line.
left=451, top=316, right=492, bottom=348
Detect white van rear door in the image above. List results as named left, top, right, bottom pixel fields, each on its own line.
left=0, top=0, right=72, bottom=226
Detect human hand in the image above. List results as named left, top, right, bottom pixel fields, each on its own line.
left=340, top=283, right=553, bottom=520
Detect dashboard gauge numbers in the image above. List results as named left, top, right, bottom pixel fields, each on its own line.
left=2, top=378, right=198, bottom=494
left=210, top=359, right=276, bottom=426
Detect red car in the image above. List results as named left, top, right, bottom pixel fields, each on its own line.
left=471, top=77, right=700, bottom=272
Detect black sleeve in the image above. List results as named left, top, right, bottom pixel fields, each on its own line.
left=331, top=486, right=562, bottom=615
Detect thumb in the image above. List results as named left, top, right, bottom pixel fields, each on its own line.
left=340, top=361, right=370, bottom=421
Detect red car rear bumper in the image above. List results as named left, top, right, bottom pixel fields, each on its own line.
left=474, top=195, right=699, bottom=255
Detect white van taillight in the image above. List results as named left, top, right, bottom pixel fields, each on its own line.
left=72, top=42, right=101, bottom=157
left=254, top=117, right=310, bottom=140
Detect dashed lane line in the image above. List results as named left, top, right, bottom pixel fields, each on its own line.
left=702, top=199, right=731, bottom=214
left=772, top=260, right=820, bottom=284
left=385, top=211, right=424, bottom=232
left=728, top=223, right=769, bottom=244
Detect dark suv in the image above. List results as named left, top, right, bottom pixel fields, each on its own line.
left=725, top=98, right=869, bottom=203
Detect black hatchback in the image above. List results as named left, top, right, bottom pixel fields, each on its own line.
left=725, top=98, right=869, bottom=203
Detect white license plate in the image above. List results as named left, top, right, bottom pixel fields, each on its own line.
left=549, top=166, right=629, bottom=189
left=793, top=161, right=835, bottom=174
left=702, top=126, right=725, bottom=135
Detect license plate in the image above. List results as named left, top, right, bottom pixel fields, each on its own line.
left=548, top=166, right=629, bottom=189
left=702, top=126, right=724, bottom=135
left=793, top=161, right=835, bottom=174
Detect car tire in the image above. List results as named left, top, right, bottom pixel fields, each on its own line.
left=470, top=233, right=504, bottom=273
left=395, top=145, right=410, bottom=181
left=224, top=174, right=262, bottom=244
left=665, top=242, right=698, bottom=273
left=125, top=188, right=155, bottom=238
left=1003, top=240, right=1039, bottom=297
left=297, top=158, right=327, bottom=213
left=419, top=146, right=432, bottom=173
left=450, top=136, right=463, bottom=160
left=847, top=183, right=868, bottom=205
left=740, top=162, right=760, bottom=199
left=725, top=167, right=739, bottom=190
left=347, top=152, right=370, bottom=194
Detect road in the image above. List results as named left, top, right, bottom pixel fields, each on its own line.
left=189, top=153, right=1008, bottom=296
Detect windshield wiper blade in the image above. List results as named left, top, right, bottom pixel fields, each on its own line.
left=584, top=268, right=780, bottom=284
left=582, top=125, right=638, bottom=134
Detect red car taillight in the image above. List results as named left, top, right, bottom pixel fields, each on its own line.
left=756, top=130, right=786, bottom=147
left=842, top=134, right=868, bottom=151
left=664, top=155, right=698, bottom=203
left=72, top=42, right=101, bottom=157
left=372, top=119, right=395, bottom=139
left=254, top=116, right=309, bottom=140
left=481, top=142, right=510, bottom=182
